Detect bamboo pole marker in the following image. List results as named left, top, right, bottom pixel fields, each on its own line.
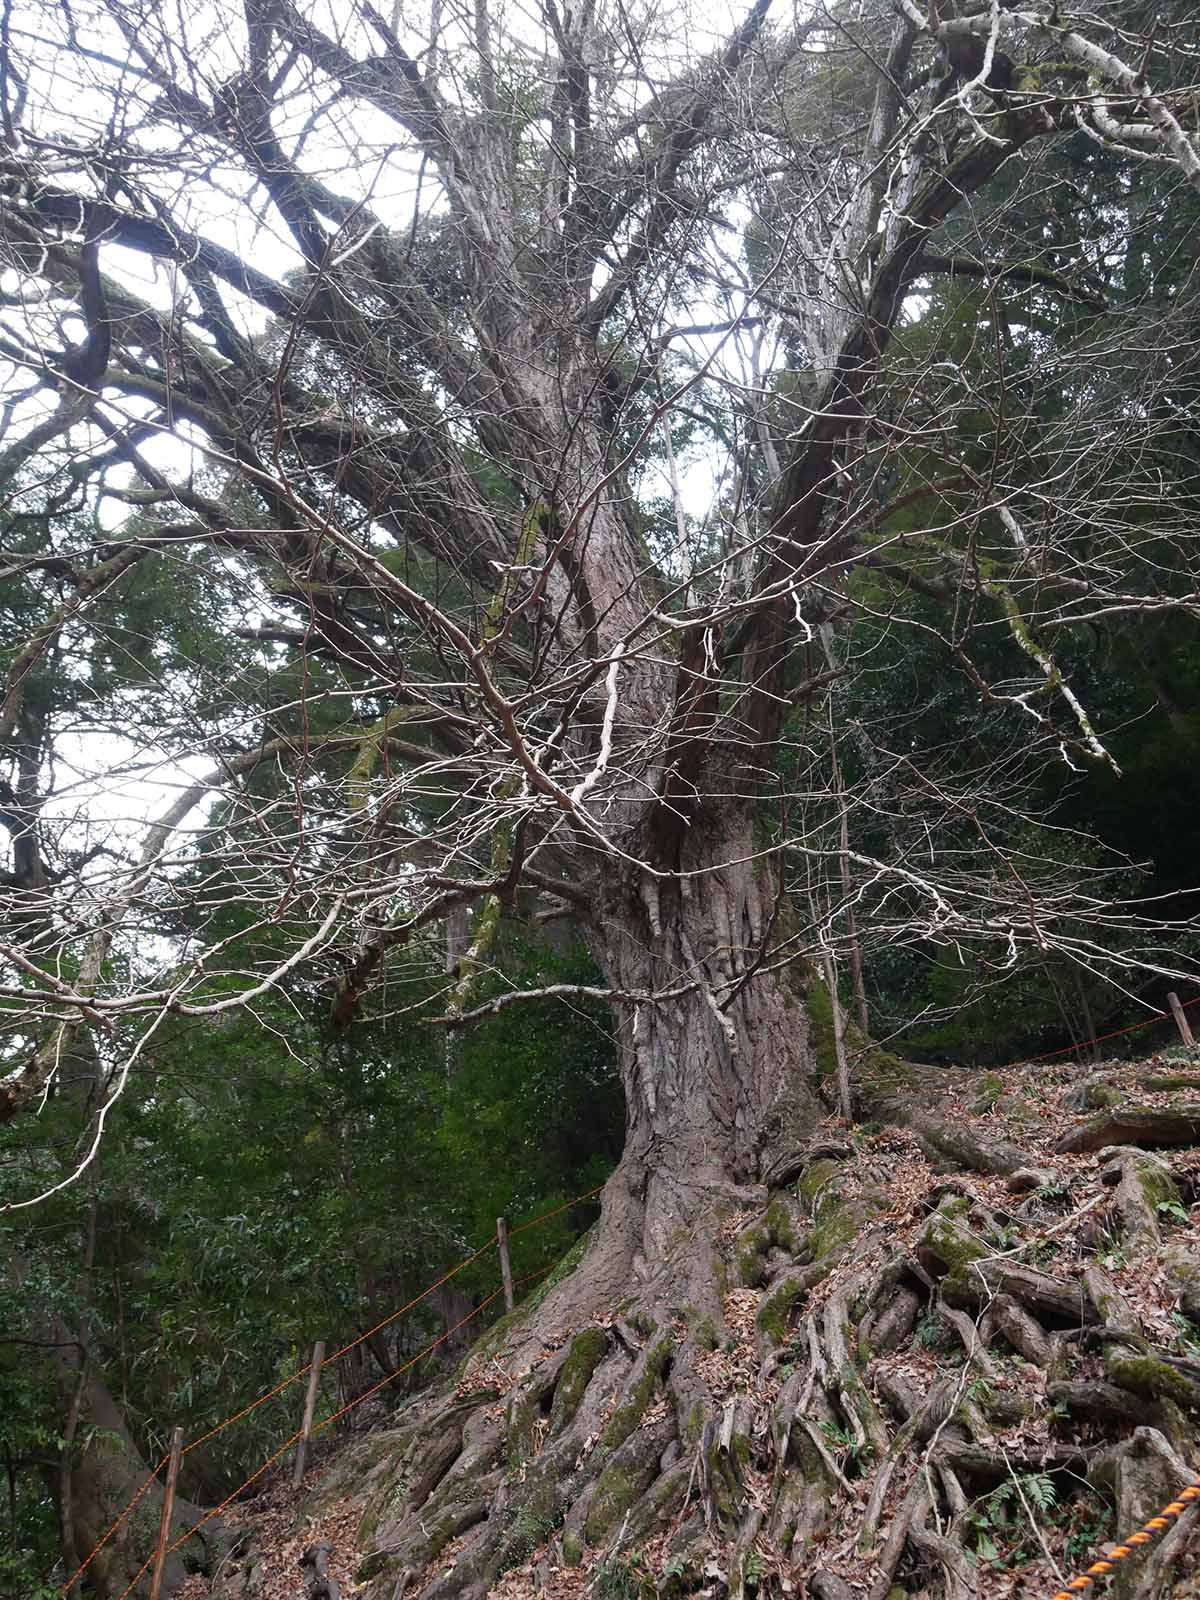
left=1168, top=992, right=1196, bottom=1050
left=497, top=1217, right=514, bottom=1313
left=148, top=1426, right=183, bottom=1600
left=292, top=1340, right=326, bottom=1489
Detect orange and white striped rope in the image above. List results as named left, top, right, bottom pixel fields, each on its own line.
left=1050, top=1475, right=1200, bottom=1600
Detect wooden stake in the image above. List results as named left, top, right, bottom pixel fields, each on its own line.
left=148, top=1426, right=183, bottom=1600
left=292, top=1340, right=326, bottom=1489
left=821, top=949, right=854, bottom=1124
left=1168, top=992, right=1195, bottom=1050
left=497, top=1216, right=514, bottom=1313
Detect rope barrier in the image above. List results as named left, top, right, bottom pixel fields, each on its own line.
left=510, top=1185, right=603, bottom=1236
left=109, top=1262, right=554, bottom=1600
left=1050, top=1476, right=1200, bottom=1600
left=57, top=1244, right=494, bottom=1596
left=59, top=1185, right=602, bottom=1595
left=1006, top=991, right=1200, bottom=1070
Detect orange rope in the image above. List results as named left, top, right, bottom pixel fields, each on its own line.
left=60, top=1185, right=601, bottom=1594
left=1003, top=992, right=1200, bottom=1071
left=57, top=1241, right=495, bottom=1595
left=56, top=1448, right=171, bottom=1596
left=510, top=1182, right=603, bottom=1236
left=1050, top=1477, right=1200, bottom=1600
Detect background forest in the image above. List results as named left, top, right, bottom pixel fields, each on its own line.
left=3, top=0, right=1200, bottom=1595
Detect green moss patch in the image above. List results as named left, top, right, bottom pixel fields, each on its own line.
left=1132, top=1156, right=1181, bottom=1215
left=920, top=1199, right=987, bottom=1290
left=804, top=974, right=839, bottom=1082
left=1105, top=1352, right=1200, bottom=1408
left=796, top=1154, right=887, bottom=1263
left=734, top=1193, right=800, bottom=1285
left=758, top=1275, right=807, bottom=1345
left=550, top=1327, right=609, bottom=1433
left=584, top=1464, right=640, bottom=1543
left=798, top=1157, right=842, bottom=1207
left=494, top=1491, right=563, bottom=1577
left=600, top=1336, right=673, bottom=1454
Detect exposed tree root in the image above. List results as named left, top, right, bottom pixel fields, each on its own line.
left=204, top=1055, right=1200, bottom=1600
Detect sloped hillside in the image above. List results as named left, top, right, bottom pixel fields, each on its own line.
left=198, top=1050, right=1200, bottom=1600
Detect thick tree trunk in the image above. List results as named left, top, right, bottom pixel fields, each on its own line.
left=486, top=804, right=822, bottom=1351
left=290, top=810, right=832, bottom=1600
left=594, top=823, right=819, bottom=1255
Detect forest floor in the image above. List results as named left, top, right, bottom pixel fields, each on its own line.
left=185, top=1047, right=1200, bottom=1600
left=176, top=1469, right=365, bottom=1600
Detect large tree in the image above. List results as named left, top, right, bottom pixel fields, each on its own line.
left=3, top=1, right=1200, bottom=1593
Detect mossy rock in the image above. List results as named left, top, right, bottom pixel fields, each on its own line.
left=798, top=1156, right=842, bottom=1207
left=800, top=972, right=836, bottom=1082
left=412, top=1480, right=492, bottom=1566
left=996, top=1095, right=1039, bottom=1124
left=765, top=1192, right=800, bottom=1252
left=613, top=1460, right=690, bottom=1553
left=814, top=1200, right=864, bottom=1261
left=735, top=1220, right=773, bottom=1286
left=734, top=1193, right=801, bottom=1284
left=494, top=1498, right=562, bottom=1577
left=861, top=1054, right=921, bottom=1096
left=1131, top=1154, right=1181, bottom=1214
left=800, top=1159, right=886, bottom=1262
left=919, top=1198, right=987, bottom=1285
left=917, top=1123, right=1026, bottom=1177
left=802, top=970, right=918, bottom=1096
left=1057, top=1104, right=1200, bottom=1154
left=1086, top=1083, right=1122, bottom=1108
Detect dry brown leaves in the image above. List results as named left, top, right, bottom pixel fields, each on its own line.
left=456, top=1353, right=518, bottom=1402
left=694, top=1290, right=761, bottom=1398
left=179, top=1471, right=364, bottom=1599
left=487, top=1554, right=592, bottom=1600
left=722, top=1288, right=759, bottom=1343
left=716, top=1208, right=755, bottom=1247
